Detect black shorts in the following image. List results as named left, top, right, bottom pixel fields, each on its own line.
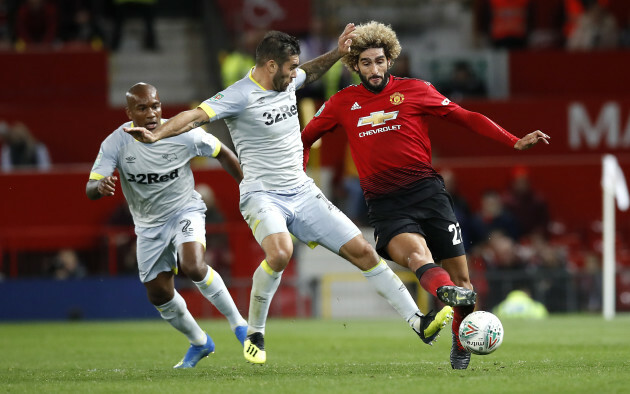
left=367, top=177, right=466, bottom=262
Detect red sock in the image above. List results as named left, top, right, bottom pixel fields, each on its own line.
left=452, top=305, right=475, bottom=348
left=416, top=265, right=454, bottom=297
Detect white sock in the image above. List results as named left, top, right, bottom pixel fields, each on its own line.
left=247, top=260, right=283, bottom=335
left=362, top=259, right=420, bottom=323
left=156, top=290, right=206, bottom=345
left=408, top=313, right=423, bottom=332
left=193, top=266, right=247, bottom=331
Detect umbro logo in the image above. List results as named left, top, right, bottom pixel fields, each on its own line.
left=125, top=156, right=136, bottom=163
left=351, top=102, right=361, bottom=110
left=162, top=153, right=177, bottom=162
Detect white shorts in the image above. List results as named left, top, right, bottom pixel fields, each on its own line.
left=135, top=204, right=207, bottom=283
left=239, top=180, right=360, bottom=253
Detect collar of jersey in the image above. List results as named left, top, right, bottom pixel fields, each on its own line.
left=248, top=68, right=266, bottom=91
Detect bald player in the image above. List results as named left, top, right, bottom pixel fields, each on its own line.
left=86, top=83, right=247, bottom=369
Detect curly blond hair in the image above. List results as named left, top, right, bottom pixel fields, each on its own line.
left=341, top=21, right=401, bottom=73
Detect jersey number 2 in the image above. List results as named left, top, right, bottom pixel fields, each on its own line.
left=448, top=223, right=463, bottom=246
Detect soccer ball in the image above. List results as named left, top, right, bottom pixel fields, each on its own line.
left=458, top=311, right=504, bottom=355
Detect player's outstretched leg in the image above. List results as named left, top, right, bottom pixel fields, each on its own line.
left=450, top=331, right=471, bottom=369
left=436, top=285, right=476, bottom=307
left=173, top=332, right=215, bottom=369
left=244, top=332, right=266, bottom=364
left=411, top=306, right=454, bottom=345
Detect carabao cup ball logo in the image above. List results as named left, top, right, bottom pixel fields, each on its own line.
left=460, top=321, right=479, bottom=339
left=486, top=329, right=502, bottom=351
left=458, top=311, right=504, bottom=355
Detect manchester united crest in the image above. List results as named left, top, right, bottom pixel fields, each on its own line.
left=390, top=92, right=404, bottom=105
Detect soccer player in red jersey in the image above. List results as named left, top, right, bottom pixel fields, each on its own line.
left=301, top=21, right=550, bottom=369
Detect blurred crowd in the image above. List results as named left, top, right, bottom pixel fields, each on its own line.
left=0, top=120, right=50, bottom=171
left=0, top=0, right=628, bottom=53
left=440, top=166, right=611, bottom=313
left=0, top=0, right=158, bottom=52
left=473, top=0, right=628, bottom=51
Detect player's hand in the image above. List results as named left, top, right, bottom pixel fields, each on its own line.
left=337, top=23, right=356, bottom=54
left=123, top=126, right=158, bottom=143
left=514, top=130, right=550, bottom=151
left=98, top=176, right=118, bottom=197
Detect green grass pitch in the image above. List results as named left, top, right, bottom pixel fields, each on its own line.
left=1, top=315, right=628, bottom=393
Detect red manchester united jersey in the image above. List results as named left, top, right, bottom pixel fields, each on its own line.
left=303, top=76, right=460, bottom=199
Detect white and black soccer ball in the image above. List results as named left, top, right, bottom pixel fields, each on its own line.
left=458, top=311, right=504, bottom=355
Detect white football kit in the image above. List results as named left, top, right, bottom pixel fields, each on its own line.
left=198, top=69, right=360, bottom=251
left=89, top=121, right=222, bottom=282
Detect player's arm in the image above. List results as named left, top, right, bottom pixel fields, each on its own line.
left=124, top=108, right=209, bottom=143
left=215, top=146, right=243, bottom=183
left=300, top=23, right=355, bottom=85
left=301, top=102, right=340, bottom=170
left=513, top=130, right=551, bottom=150
left=444, top=107, right=550, bottom=150
left=86, top=176, right=118, bottom=200
left=87, top=137, right=120, bottom=200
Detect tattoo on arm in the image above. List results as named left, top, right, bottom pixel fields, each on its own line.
left=301, top=49, right=342, bottom=85
left=192, top=120, right=209, bottom=128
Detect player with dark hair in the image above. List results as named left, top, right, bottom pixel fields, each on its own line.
left=87, top=83, right=248, bottom=369
left=124, top=26, right=456, bottom=365
left=301, top=21, right=550, bottom=369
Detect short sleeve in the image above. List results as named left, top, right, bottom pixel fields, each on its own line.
left=89, top=134, right=119, bottom=180
left=192, top=128, right=222, bottom=158
left=198, top=84, right=249, bottom=121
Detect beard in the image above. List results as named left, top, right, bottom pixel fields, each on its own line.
left=359, top=72, right=390, bottom=93
left=272, top=72, right=289, bottom=92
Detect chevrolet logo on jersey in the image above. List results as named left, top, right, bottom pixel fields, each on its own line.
left=357, top=111, right=399, bottom=127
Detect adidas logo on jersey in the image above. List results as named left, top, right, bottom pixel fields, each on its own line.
left=351, top=102, right=361, bottom=110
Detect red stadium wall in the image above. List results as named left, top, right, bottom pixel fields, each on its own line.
left=509, top=51, right=630, bottom=99
left=2, top=50, right=630, bottom=284
left=0, top=50, right=192, bottom=164
left=428, top=98, right=630, bottom=230
left=0, top=168, right=262, bottom=276
left=0, top=50, right=108, bottom=106
left=3, top=97, right=627, bottom=274
left=0, top=106, right=192, bottom=165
